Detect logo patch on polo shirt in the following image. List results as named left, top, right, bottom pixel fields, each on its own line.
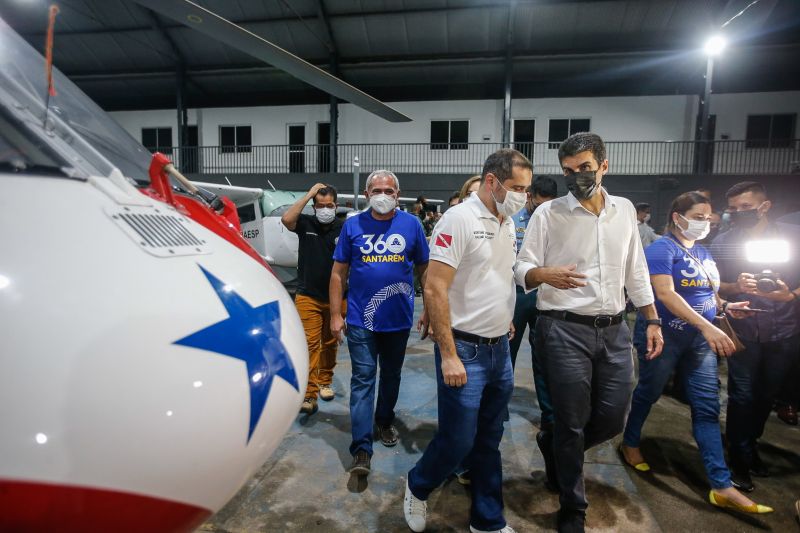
left=434, top=233, right=452, bottom=248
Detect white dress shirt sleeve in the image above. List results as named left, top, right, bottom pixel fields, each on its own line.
left=514, top=209, right=547, bottom=292
left=625, top=209, right=655, bottom=308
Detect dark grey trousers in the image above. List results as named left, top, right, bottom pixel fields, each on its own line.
left=534, top=315, right=635, bottom=513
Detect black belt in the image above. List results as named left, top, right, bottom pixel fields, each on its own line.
left=540, top=310, right=624, bottom=328
left=452, top=328, right=505, bottom=345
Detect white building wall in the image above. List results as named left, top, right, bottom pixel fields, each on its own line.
left=109, top=92, right=800, bottom=147
left=338, top=99, right=502, bottom=143
left=510, top=94, right=697, bottom=142
left=110, top=109, right=198, bottom=147
left=709, top=91, right=800, bottom=140
left=197, top=104, right=330, bottom=145
left=108, top=91, right=798, bottom=174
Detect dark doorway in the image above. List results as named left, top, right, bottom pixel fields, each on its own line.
left=288, top=125, right=306, bottom=173
left=183, top=125, right=199, bottom=173
left=317, top=122, right=330, bottom=172
left=513, top=119, right=535, bottom=161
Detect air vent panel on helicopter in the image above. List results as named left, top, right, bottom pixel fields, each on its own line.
left=107, top=206, right=211, bottom=258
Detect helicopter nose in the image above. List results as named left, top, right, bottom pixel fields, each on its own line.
left=176, top=263, right=310, bottom=442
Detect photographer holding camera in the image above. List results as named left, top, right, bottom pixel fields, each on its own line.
left=711, top=181, right=800, bottom=492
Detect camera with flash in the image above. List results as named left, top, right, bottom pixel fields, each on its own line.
left=745, top=240, right=790, bottom=293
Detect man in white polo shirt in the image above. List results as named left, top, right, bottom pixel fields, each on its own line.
left=515, top=132, right=663, bottom=533
left=402, top=148, right=532, bottom=533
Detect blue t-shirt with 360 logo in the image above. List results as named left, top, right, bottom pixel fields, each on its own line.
left=333, top=209, right=430, bottom=332
left=645, top=235, right=720, bottom=334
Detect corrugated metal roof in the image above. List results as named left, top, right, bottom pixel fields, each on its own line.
left=2, top=0, right=798, bottom=110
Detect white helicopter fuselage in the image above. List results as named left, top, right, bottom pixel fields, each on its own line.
left=0, top=172, right=308, bottom=529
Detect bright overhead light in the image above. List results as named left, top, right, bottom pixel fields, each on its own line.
left=704, top=35, right=727, bottom=56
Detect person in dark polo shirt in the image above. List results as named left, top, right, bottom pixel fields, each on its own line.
left=282, top=183, right=345, bottom=415
left=711, top=181, right=800, bottom=491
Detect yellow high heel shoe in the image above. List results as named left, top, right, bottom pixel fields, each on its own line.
left=709, top=490, right=773, bottom=514
left=618, top=445, right=650, bottom=472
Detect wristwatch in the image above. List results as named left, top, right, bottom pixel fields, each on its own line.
left=645, top=318, right=662, bottom=327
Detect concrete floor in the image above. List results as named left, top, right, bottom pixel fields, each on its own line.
left=199, top=301, right=800, bottom=532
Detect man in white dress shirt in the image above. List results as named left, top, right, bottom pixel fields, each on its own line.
left=514, top=132, right=664, bottom=533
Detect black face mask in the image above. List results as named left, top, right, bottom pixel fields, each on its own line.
left=729, top=208, right=760, bottom=228
left=564, top=170, right=599, bottom=200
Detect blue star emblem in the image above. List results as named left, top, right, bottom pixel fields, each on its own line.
left=174, top=265, right=299, bottom=442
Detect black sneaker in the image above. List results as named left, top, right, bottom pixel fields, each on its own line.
left=536, top=430, right=559, bottom=492
left=349, top=450, right=371, bottom=476
left=730, top=468, right=755, bottom=492
left=729, top=451, right=756, bottom=491
left=378, top=424, right=399, bottom=447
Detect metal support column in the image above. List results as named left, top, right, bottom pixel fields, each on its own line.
left=501, top=0, right=516, bottom=146
left=695, top=56, right=714, bottom=174
left=176, top=65, right=188, bottom=162
left=329, top=53, right=339, bottom=173
left=352, top=156, right=360, bottom=210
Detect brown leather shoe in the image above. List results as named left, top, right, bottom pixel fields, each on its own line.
left=349, top=450, right=371, bottom=476
left=776, top=404, right=798, bottom=426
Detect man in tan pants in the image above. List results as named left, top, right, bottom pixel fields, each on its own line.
left=282, top=183, right=345, bottom=414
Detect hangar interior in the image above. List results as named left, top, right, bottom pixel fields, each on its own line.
left=1, top=1, right=799, bottom=532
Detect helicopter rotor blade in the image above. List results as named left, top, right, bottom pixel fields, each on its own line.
left=131, top=0, right=411, bottom=123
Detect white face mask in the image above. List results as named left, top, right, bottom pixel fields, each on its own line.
left=369, top=193, right=396, bottom=215
left=678, top=214, right=710, bottom=241
left=491, top=179, right=527, bottom=217
left=315, top=207, right=336, bottom=224
left=643, top=213, right=651, bottom=224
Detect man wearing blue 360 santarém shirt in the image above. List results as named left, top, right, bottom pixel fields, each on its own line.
left=330, top=169, right=429, bottom=477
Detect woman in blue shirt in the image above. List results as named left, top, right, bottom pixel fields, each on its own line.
left=620, top=191, right=772, bottom=514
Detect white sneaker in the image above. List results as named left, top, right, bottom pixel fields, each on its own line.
left=319, top=384, right=335, bottom=401
left=404, top=480, right=427, bottom=532
left=469, top=526, right=516, bottom=533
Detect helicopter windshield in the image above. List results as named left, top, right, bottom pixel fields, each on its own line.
left=0, top=16, right=152, bottom=183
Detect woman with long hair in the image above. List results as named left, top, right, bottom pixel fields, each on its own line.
left=620, top=191, right=772, bottom=514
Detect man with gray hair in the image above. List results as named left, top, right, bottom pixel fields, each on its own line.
left=330, top=170, right=429, bottom=476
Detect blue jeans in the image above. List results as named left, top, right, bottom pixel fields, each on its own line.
left=347, top=325, right=409, bottom=457
left=408, top=337, right=514, bottom=531
left=510, top=287, right=553, bottom=428
left=623, top=327, right=731, bottom=489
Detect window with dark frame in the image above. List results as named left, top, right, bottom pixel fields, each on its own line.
left=746, top=114, right=796, bottom=148
left=236, top=203, right=257, bottom=224
left=548, top=118, right=591, bottom=149
left=219, top=125, right=253, bottom=153
left=430, top=120, right=469, bottom=150
left=141, top=127, right=172, bottom=154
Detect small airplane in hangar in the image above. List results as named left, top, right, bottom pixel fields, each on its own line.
left=0, top=0, right=410, bottom=531
left=192, top=181, right=444, bottom=284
